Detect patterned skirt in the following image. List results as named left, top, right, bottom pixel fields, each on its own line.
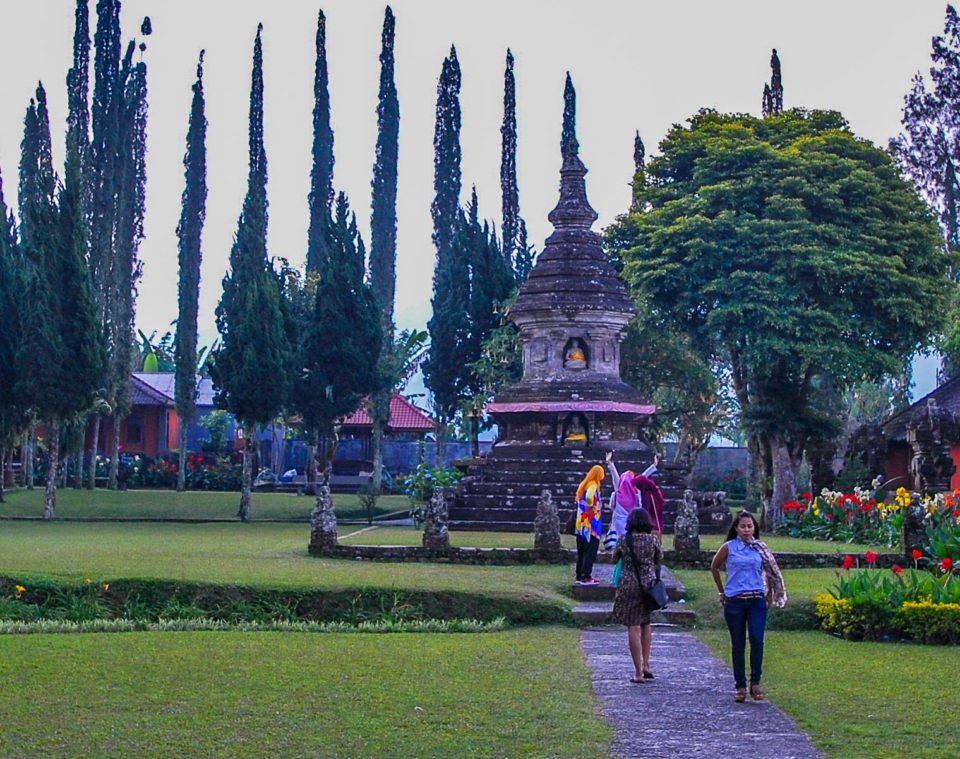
left=612, top=571, right=651, bottom=627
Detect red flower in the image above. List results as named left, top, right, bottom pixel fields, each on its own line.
left=912, top=549, right=923, bottom=560
left=942, top=558, right=954, bottom=572
left=865, top=550, right=878, bottom=565
left=801, top=492, right=813, bottom=502
left=952, top=510, right=960, bottom=518
left=891, top=564, right=903, bottom=575
left=842, top=555, right=855, bottom=570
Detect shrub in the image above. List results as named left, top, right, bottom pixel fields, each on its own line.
left=814, top=594, right=893, bottom=641
left=895, top=601, right=960, bottom=644
left=402, top=463, right=462, bottom=507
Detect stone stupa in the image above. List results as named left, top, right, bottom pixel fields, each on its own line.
left=449, top=76, right=682, bottom=531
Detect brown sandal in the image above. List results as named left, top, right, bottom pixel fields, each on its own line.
left=734, top=688, right=746, bottom=703
left=750, top=684, right=765, bottom=701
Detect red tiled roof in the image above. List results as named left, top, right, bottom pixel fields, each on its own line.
left=341, top=393, right=435, bottom=432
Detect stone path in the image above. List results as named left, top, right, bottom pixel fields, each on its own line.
left=581, top=628, right=823, bottom=759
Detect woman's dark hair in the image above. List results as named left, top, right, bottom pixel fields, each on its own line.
left=725, top=509, right=760, bottom=541
left=627, top=507, right=653, bottom=534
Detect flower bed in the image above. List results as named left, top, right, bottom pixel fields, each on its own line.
left=815, top=553, right=960, bottom=643
left=781, top=483, right=960, bottom=549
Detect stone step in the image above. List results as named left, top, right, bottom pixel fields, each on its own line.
left=571, top=580, right=687, bottom=603
left=571, top=602, right=697, bottom=626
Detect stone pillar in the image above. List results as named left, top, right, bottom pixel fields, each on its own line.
left=901, top=500, right=926, bottom=559
left=309, top=485, right=338, bottom=550
left=534, top=489, right=561, bottom=550
left=673, top=489, right=701, bottom=552
left=423, top=486, right=450, bottom=550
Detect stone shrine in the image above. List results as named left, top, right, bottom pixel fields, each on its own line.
left=449, top=78, right=685, bottom=531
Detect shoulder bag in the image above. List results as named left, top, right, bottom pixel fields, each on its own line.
left=626, top=533, right=669, bottom=611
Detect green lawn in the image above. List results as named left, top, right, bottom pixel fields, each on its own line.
left=0, top=628, right=607, bottom=759
left=0, top=487, right=408, bottom=521
left=0, top=521, right=571, bottom=603
left=697, top=533, right=899, bottom=554
left=697, top=630, right=960, bottom=759
left=342, top=525, right=577, bottom=549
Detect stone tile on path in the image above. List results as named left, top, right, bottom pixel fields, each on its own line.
left=581, top=628, right=823, bottom=759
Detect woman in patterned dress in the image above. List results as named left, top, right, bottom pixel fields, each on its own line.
left=574, top=464, right=605, bottom=585
left=612, top=507, right=662, bottom=682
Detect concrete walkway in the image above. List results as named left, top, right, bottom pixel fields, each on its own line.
left=581, top=628, right=823, bottom=759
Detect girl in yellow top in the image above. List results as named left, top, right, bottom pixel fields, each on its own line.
left=574, top=464, right=604, bottom=585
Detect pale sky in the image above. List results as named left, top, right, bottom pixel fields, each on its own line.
left=0, top=0, right=949, bottom=396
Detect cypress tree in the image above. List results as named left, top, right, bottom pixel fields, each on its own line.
left=306, top=9, right=335, bottom=274
left=109, top=39, right=149, bottom=488
left=298, top=192, right=382, bottom=487
left=17, top=84, right=102, bottom=519
left=212, top=24, right=290, bottom=521
left=0, top=167, right=23, bottom=502
left=762, top=49, right=784, bottom=117
left=499, top=49, right=525, bottom=283
left=424, top=47, right=467, bottom=455
left=368, top=5, right=399, bottom=495
left=514, top=218, right=533, bottom=283
left=174, top=51, right=208, bottom=492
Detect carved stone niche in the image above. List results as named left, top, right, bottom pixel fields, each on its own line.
left=562, top=412, right=589, bottom=447
left=563, top=337, right=588, bottom=370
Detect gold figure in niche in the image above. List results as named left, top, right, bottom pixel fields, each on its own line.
left=564, top=415, right=588, bottom=446
left=564, top=338, right=587, bottom=369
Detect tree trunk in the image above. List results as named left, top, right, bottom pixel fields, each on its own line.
left=108, top=415, right=122, bottom=489
left=322, top=423, right=340, bottom=486
left=238, top=426, right=253, bottom=521
left=436, top=415, right=447, bottom=468
left=177, top=422, right=188, bottom=492
left=72, top=452, right=82, bottom=489
left=470, top=414, right=479, bottom=459
left=0, top=446, right=6, bottom=503
left=87, top=414, right=101, bottom=490
left=305, top=429, right=318, bottom=497
left=43, top=418, right=60, bottom=520
left=768, top=436, right=801, bottom=531
left=371, top=420, right=385, bottom=495
left=25, top=424, right=35, bottom=490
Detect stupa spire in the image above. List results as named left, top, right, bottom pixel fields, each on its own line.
left=549, top=72, right=598, bottom=231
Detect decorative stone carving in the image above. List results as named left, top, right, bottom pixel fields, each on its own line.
left=310, top=485, right=338, bottom=549
left=901, top=500, right=926, bottom=559
left=422, top=486, right=451, bottom=549
left=534, top=489, right=561, bottom=550
left=696, top=490, right=730, bottom=531
left=673, top=489, right=700, bottom=552
left=907, top=399, right=958, bottom=494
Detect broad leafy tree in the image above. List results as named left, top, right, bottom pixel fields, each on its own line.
left=213, top=25, right=290, bottom=521
left=609, top=109, right=950, bottom=527
left=174, top=51, right=208, bottom=492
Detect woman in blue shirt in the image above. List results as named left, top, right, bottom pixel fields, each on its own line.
left=710, top=510, right=787, bottom=703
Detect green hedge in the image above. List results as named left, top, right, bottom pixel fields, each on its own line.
left=815, top=595, right=960, bottom=644
left=0, top=576, right=570, bottom=627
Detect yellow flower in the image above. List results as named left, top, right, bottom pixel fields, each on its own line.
left=83, top=577, right=92, bottom=584
left=812, top=508, right=821, bottom=517
left=13, top=584, right=25, bottom=598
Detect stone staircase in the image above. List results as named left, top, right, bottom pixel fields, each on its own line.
left=570, top=562, right=696, bottom=626
left=449, top=444, right=688, bottom=531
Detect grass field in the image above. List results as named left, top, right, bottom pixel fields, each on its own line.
left=341, top=525, right=578, bottom=549
left=0, top=628, right=607, bottom=759
left=696, top=629, right=960, bottom=759
left=0, top=487, right=409, bottom=521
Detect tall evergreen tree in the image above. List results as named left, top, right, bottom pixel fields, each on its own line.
left=17, top=85, right=102, bottom=519
left=212, top=24, right=290, bottom=522
left=306, top=9, right=335, bottom=274
left=297, top=192, right=381, bottom=487
left=0, top=166, right=23, bottom=502
left=514, top=217, right=534, bottom=283
left=174, top=51, right=208, bottom=492
left=762, top=48, right=784, bottom=117
left=368, top=5, right=399, bottom=495
left=424, top=46, right=466, bottom=454
left=499, top=49, right=526, bottom=283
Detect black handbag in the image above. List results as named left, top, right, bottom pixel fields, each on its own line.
left=626, top=533, right=668, bottom=611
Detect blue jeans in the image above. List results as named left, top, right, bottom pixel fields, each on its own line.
left=723, top=595, right=767, bottom=688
